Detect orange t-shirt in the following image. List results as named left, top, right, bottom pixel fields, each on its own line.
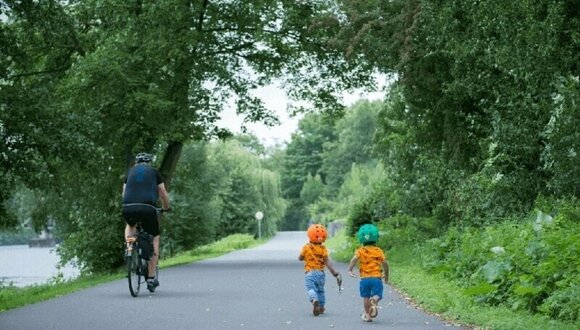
left=355, top=246, right=386, bottom=278
left=300, top=243, right=328, bottom=272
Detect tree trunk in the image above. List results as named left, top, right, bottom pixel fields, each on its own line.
left=159, top=141, right=183, bottom=191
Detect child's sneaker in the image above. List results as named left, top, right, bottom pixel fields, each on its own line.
left=369, top=297, right=378, bottom=318
left=312, top=300, right=321, bottom=316
left=361, top=313, right=372, bottom=322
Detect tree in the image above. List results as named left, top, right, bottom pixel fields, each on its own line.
left=280, top=112, right=336, bottom=229
left=322, top=100, right=381, bottom=193
left=337, top=0, right=580, bottom=226
left=0, top=0, right=373, bottom=271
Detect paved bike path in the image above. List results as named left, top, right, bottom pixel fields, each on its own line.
left=0, top=232, right=464, bottom=329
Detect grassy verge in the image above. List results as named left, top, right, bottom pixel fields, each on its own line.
left=0, top=233, right=259, bottom=312
left=326, top=230, right=577, bottom=330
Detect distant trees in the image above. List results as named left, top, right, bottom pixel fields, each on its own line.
left=278, top=100, right=382, bottom=230
left=165, top=137, right=285, bottom=255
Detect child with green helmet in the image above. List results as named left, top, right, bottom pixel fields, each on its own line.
left=347, top=223, right=389, bottom=322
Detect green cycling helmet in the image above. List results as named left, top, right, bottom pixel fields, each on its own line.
left=357, top=224, right=379, bottom=244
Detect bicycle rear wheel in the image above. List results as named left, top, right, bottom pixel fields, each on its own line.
left=127, top=251, right=141, bottom=297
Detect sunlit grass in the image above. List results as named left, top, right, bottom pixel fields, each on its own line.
left=0, top=234, right=259, bottom=312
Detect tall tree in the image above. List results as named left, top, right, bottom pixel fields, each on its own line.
left=0, top=0, right=373, bottom=271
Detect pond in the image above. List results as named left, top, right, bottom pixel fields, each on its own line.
left=0, top=245, right=80, bottom=288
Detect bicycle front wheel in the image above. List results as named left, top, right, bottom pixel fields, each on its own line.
left=127, top=252, right=141, bottom=297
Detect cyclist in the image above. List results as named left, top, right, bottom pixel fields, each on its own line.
left=122, top=152, right=170, bottom=291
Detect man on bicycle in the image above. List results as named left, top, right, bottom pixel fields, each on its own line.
left=122, top=152, right=170, bottom=291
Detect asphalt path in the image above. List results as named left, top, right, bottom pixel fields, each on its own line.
left=0, top=231, right=464, bottom=329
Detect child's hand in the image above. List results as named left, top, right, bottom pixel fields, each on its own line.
left=382, top=276, right=388, bottom=284
left=348, top=270, right=357, bottom=278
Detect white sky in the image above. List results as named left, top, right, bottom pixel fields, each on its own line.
left=217, top=77, right=388, bottom=147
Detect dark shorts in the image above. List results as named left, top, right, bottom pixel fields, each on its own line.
left=122, top=204, right=160, bottom=237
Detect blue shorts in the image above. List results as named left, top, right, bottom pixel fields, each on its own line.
left=359, top=277, right=383, bottom=299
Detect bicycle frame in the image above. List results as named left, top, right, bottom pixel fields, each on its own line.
left=123, top=204, right=166, bottom=297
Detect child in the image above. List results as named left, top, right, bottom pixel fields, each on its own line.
left=299, top=224, right=340, bottom=316
left=347, top=223, right=389, bottom=322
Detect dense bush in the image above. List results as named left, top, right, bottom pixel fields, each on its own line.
left=420, top=201, right=580, bottom=322
left=377, top=214, right=443, bottom=251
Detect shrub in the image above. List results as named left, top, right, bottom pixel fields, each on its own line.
left=420, top=201, right=580, bottom=322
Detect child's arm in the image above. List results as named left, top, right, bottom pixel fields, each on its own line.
left=382, top=260, right=389, bottom=283
left=324, top=256, right=340, bottom=277
left=347, top=255, right=359, bottom=277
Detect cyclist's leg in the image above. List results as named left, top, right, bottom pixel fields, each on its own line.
left=124, top=224, right=136, bottom=240
left=122, top=206, right=139, bottom=246
left=149, top=235, right=159, bottom=279
left=141, top=207, right=160, bottom=283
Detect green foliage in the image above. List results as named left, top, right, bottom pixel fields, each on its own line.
left=348, top=0, right=580, bottom=230
left=329, top=233, right=579, bottom=329
left=1, top=0, right=371, bottom=272
left=300, top=174, right=325, bottom=205
left=321, top=100, right=382, bottom=193
left=325, top=228, right=357, bottom=263
left=164, top=142, right=220, bottom=255
left=196, top=138, right=285, bottom=240
left=420, top=201, right=580, bottom=322
left=280, top=113, right=337, bottom=229
left=377, top=214, right=443, bottom=251
left=189, top=234, right=256, bottom=255
left=385, top=246, right=578, bottom=330
left=541, top=75, right=580, bottom=197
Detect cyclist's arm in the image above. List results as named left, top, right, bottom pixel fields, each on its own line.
left=157, top=182, right=170, bottom=210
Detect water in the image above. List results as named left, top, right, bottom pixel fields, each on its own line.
left=0, top=245, right=80, bottom=287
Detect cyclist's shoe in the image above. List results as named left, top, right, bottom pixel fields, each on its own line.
left=147, top=279, right=159, bottom=292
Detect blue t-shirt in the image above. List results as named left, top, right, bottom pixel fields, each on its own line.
left=123, top=164, right=164, bottom=205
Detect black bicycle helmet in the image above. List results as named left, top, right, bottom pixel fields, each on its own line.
left=135, top=153, right=154, bottom=163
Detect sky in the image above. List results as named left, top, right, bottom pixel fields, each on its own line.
left=217, top=78, right=388, bottom=147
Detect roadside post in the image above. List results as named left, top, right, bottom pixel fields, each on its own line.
left=255, top=211, right=264, bottom=240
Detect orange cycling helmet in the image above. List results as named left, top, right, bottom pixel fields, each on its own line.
left=307, top=224, right=327, bottom=243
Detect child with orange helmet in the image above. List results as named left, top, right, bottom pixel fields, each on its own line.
left=298, top=224, right=340, bottom=316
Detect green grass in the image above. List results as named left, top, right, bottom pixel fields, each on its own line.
left=0, top=233, right=259, bottom=312
left=326, top=230, right=578, bottom=330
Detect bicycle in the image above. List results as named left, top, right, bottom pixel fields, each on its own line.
left=124, top=205, right=166, bottom=297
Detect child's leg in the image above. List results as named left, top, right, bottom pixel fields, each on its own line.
left=316, top=273, right=326, bottom=307
left=360, top=278, right=373, bottom=320
left=305, top=272, right=318, bottom=303
left=363, top=297, right=371, bottom=314
left=368, top=278, right=383, bottom=318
